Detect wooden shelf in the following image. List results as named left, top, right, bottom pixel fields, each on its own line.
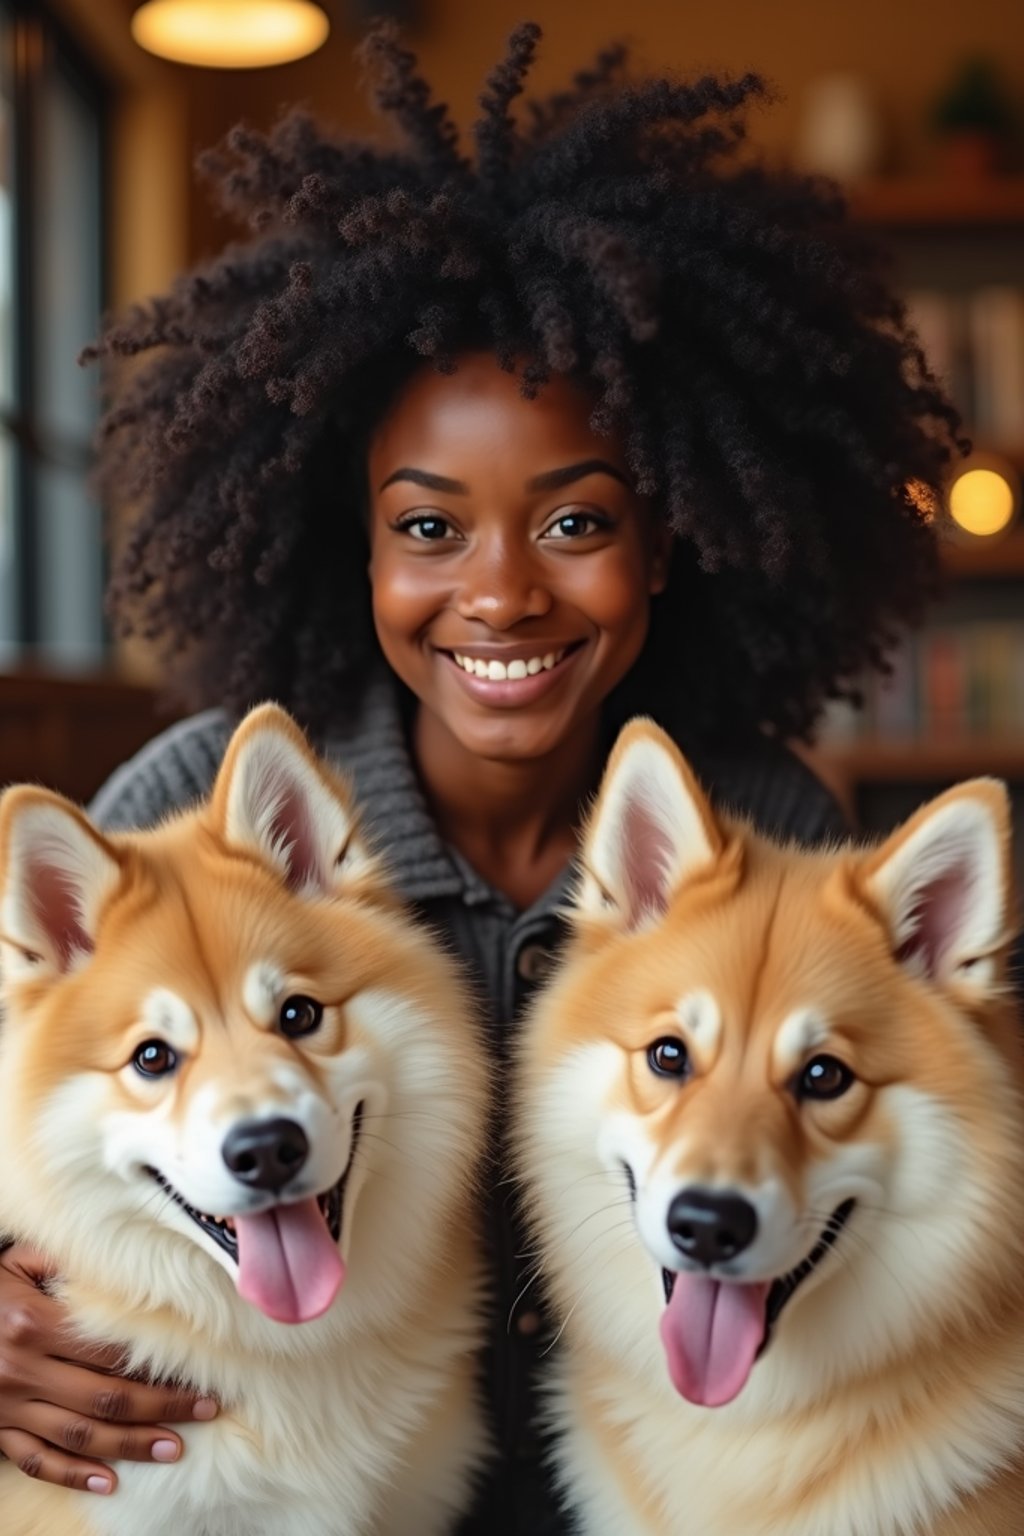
left=0, top=671, right=178, bottom=804
left=809, top=738, right=1024, bottom=783
left=940, top=528, right=1024, bottom=577
left=848, top=176, right=1024, bottom=228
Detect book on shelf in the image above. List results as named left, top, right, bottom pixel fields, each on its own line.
left=968, top=286, right=1024, bottom=451
left=903, top=284, right=1024, bottom=454
left=817, top=621, right=1024, bottom=747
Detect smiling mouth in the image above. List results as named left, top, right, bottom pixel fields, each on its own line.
left=443, top=642, right=583, bottom=681
left=660, top=1198, right=856, bottom=1346
left=145, top=1102, right=364, bottom=1263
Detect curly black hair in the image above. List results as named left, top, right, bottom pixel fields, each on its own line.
left=86, top=21, right=962, bottom=744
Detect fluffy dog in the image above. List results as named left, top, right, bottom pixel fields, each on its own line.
left=0, top=704, right=488, bottom=1536
left=517, top=718, right=1024, bottom=1536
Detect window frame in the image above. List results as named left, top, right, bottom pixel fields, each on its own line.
left=1, top=0, right=109, bottom=653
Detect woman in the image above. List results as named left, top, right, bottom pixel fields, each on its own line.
left=0, top=24, right=958, bottom=1533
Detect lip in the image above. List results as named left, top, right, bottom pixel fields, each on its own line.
left=438, top=641, right=585, bottom=707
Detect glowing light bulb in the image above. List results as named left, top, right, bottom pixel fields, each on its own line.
left=948, top=464, right=1016, bottom=539
left=132, top=0, right=329, bottom=69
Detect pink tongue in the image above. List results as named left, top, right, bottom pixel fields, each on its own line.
left=659, top=1274, right=770, bottom=1407
left=234, top=1198, right=345, bottom=1324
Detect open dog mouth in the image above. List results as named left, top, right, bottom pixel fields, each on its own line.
left=656, top=1198, right=856, bottom=1407
left=660, top=1197, right=856, bottom=1334
left=145, top=1102, right=365, bottom=1265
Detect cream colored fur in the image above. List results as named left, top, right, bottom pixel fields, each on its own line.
left=517, top=719, right=1024, bottom=1536
left=0, top=704, right=488, bottom=1536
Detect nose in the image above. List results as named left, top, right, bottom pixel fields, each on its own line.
left=222, top=1117, right=309, bottom=1193
left=667, top=1188, right=759, bottom=1267
left=455, top=538, right=551, bottom=628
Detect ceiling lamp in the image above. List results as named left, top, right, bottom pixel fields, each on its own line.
left=132, top=0, right=330, bottom=69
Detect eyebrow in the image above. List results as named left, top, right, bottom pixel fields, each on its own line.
left=377, top=459, right=631, bottom=496
left=378, top=467, right=469, bottom=494
left=526, top=459, right=631, bottom=492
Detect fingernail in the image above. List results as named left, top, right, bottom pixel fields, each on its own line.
left=87, top=1476, right=112, bottom=1494
left=152, top=1439, right=179, bottom=1462
left=193, top=1398, right=219, bottom=1420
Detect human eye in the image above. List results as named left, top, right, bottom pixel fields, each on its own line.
left=392, top=512, right=459, bottom=542
left=543, top=508, right=613, bottom=540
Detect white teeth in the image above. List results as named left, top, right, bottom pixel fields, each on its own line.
left=454, top=649, right=566, bottom=681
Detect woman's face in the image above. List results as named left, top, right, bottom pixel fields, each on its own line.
left=366, top=352, right=669, bottom=765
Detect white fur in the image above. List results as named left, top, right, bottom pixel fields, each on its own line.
left=523, top=1032, right=1024, bottom=1536
left=771, top=1007, right=830, bottom=1078
left=0, top=712, right=487, bottom=1536
left=0, top=799, right=120, bottom=979
left=673, top=989, right=722, bottom=1061
left=225, top=726, right=371, bottom=895
left=867, top=792, right=1005, bottom=988
left=576, top=733, right=715, bottom=929
left=519, top=747, right=1024, bottom=1535
left=0, top=966, right=486, bottom=1536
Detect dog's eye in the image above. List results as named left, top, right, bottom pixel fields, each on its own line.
left=647, top=1037, right=690, bottom=1079
left=133, top=1039, right=178, bottom=1078
left=280, top=995, right=324, bottom=1039
left=797, top=1055, right=854, bottom=1101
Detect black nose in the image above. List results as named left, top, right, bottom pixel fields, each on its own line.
left=222, top=1117, right=309, bottom=1193
left=667, top=1188, right=759, bottom=1267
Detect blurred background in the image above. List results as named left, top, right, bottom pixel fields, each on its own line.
left=1, top=0, right=1023, bottom=881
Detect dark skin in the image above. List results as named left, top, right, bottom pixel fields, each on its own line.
left=368, top=353, right=669, bottom=907
left=0, top=352, right=669, bottom=1490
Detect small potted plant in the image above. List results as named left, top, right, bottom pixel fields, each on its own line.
left=929, top=57, right=1016, bottom=178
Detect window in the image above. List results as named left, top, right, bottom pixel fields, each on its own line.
left=0, top=0, right=106, bottom=668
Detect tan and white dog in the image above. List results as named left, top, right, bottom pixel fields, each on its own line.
left=517, top=718, right=1024, bottom=1536
left=0, top=704, right=488, bottom=1536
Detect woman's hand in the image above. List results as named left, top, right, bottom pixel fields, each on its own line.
left=0, top=1245, right=217, bottom=1495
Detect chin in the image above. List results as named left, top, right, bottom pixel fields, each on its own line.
left=453, top=717, right=566, bottom=763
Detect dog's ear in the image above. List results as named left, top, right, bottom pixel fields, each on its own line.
left=575, top=719, right=724, bottom=931
left=208, top=703, right=384, bottom=899
left=858, top=778, right=1014, bottom=992
left=0, top=787, right=123, bottom=983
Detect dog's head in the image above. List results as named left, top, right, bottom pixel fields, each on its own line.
left=519, top=719, right=1024, bottom=1412
left=0, top=706, right=480, bottom=1335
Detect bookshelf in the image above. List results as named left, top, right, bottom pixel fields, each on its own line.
left=942, top=527, right=1024, bottom=577
left=848, top=175, right=1024, bottom=228
left=808, top=176, right=1024, bottom=874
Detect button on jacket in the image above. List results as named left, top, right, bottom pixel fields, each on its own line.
left=90, top=670, right=848, bottom=1536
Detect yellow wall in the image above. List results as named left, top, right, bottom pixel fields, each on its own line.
left=49, top=0, right=1024, bottom=289
left=183, top=0, right=1024, bottom=261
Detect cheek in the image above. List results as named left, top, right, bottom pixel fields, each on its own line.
left=369, top=553, right=444, bottom=640
left=580, top=548, right=658, bottom=653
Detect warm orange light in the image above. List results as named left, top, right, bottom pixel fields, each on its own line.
left=948, top=464, right=1017, bottom=538
left=131, top=0, right=329, bottom=68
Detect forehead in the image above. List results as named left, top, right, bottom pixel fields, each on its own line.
left=587, top=850, right=887, bottom=1037
left=367, top=352, right=626, bottom=479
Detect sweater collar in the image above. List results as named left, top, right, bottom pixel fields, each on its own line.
left=323, top=669, right=467, bottom=904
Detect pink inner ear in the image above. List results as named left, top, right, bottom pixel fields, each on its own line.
left=620, top=794, right=675, bottom=924
left=896, top=864, right=973, bottom=977
left=267, top=774, right=320, bottom=890
left=27, top=857, right=93, bottom=967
